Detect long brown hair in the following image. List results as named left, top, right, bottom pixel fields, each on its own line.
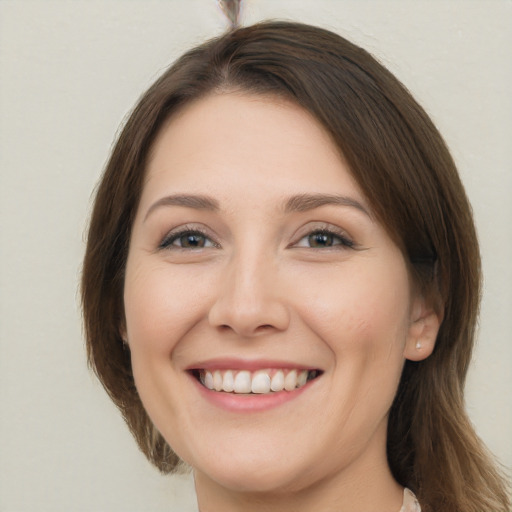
left=81, top=21, right=510, bottom=511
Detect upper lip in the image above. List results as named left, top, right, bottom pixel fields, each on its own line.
left=186, top=358, right=320, bottom=372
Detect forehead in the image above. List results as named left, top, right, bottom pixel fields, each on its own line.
left=142, top=92, right=364, bottom=209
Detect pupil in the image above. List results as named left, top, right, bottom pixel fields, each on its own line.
left=182, top=234, right=204, bottom=247
left=309, top=232, right=333, bottom=247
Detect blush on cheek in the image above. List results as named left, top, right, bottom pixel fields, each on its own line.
left=124, top=270, right=192, bottom=354
left=337, top=292, right=410, bottom=365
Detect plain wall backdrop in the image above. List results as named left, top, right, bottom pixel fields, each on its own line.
left=1, top=1, right=510, bottom=510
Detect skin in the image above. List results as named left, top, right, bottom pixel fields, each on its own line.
left=123, top=92, right=440, bottom=512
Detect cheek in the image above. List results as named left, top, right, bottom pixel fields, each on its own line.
left=122, top=260, right=212, bottom=437
left=292, top=256, right=411, bottom=360
left=123, top=260, right=213, bottom=356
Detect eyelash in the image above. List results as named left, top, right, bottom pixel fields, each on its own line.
left=159, top=227, right=219, bottom=250
left=159, top=225, right=355, bottom=251
left=294, top=228, right=355, bottom=250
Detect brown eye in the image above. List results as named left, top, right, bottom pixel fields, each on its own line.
left=178, top=233, right=207, bottom=248
left=308, top=232, right=335, bottom=248
left=295, top=229, right=354, bottom=249
left=160, top=230, right=216, bottom=249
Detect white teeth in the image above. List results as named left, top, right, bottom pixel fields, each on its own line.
left=297, top=370, right=308, bottom=387
left=251, top=371, right=271, bottom=394
left=284, top=369, right=297, bottom=391
left=199, top=368, right=318, bottom=394
left=270, top=370, right=285, bottom=392
left=204, top=371, right=214, bottom=390
left=213, top=370, right=223, bottom=391
left=222, top=370, right=234, bottom=392
left=233, top=371, right=252, bottom=394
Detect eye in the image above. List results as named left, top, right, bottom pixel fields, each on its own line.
left=159, top=229, right=217, bottom=250
left=295, top=229, right=354, bottom=249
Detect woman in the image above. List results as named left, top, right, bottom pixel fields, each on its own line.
left=81, top=21, right=510, bottom=512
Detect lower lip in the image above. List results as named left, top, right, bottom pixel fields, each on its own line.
left=189, top=374, right=315, bottom=412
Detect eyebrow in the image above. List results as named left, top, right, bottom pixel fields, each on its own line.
left=144, top=194, right=219, bottom=222
left=284, top=193, right=372, bottom=218
left=144, top=192, right=372, bottom=222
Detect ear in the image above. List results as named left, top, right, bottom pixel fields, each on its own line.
left=404, top=295, right=443, bottom=361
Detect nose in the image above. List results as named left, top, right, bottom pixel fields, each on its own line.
left=208, top=251, right=290, bottom=338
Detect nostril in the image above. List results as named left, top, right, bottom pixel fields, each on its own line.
left=216, top=323, right=276, bottom=336
left=255, top=324, right=273, bottom=332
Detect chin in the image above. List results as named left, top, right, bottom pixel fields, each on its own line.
left=193, top=458, right=315, bottom=496
left=182, top=425, right=356, bottom=498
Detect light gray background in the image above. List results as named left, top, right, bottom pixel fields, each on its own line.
left=1, top=1, right=510, bottom=511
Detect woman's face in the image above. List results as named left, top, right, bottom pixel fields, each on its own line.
left=124, top=93, right=429, bottom=495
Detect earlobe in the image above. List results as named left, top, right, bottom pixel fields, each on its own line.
left=404, top=298, right=443, bottom=362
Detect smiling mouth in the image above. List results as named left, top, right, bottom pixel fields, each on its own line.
left=191, top=368, right=322, bottom=395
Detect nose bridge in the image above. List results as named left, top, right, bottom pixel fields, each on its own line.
left=208, top=242, right=289, bottom=336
